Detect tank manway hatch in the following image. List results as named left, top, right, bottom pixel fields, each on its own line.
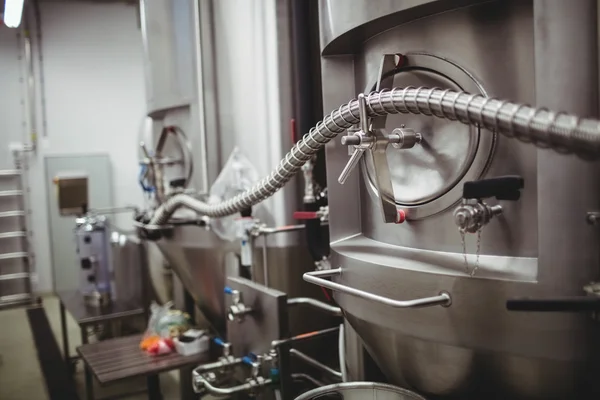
left=362, top=53, right=496, bottom=220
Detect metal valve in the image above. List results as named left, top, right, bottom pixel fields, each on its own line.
left=454, top=176, right=524, bottom=233
left=338, top=94, right=421, bottom=185
left=225, top=286, right=253, bottom=322
left=454, top=201, right=503, bottom=233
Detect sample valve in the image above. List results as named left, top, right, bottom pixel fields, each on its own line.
left=225, top=286, right=253, bottom=322
left=454, top=176, right=524, bottom=233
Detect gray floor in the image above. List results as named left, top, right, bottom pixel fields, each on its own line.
left=0, top=296, right=181, bottom=400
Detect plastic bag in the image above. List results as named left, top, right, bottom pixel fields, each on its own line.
left=209, top=148, right=261, bottom=241
left=143, top=301, right=191, bottom=339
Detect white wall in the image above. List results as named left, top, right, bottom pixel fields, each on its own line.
left=0, top=1, right=146, bottom=293
left=0, top=23, right=25, bottom=166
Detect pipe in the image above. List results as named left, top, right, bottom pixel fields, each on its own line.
left=258, top=224, right=306, bottom=235
left=148, top=88, right=600, bottom=224
left=291, top=373, right=325, bottom=388
left=290, top=349, right=342, bottom=380
left=198, top=377, right=272, bottom=396
left=22, top=15, right=37, bottom=151
left=192, top=358, right=242, bottom=375
left=287, top=297, right=342, bottom=316
left=338, top=323, right=347, bottom=382
left=271, top=326, right=340, bottom=349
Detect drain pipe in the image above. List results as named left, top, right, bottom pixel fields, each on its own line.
left=22, top=10, right=37, bottom=151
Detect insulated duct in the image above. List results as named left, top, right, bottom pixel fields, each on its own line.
left=149, top=87, right=600, bottom=224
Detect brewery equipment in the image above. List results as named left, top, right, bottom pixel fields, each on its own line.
left=75, top=215, right=114, bottom=306
left=133, top=0, right=600, bottom=399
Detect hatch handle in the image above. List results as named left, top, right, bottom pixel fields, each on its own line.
left=303, top=269, right=451, bottom=308
left=507, top=297, right=600, bottom=312
left=463, top=175, right=524, bottom=201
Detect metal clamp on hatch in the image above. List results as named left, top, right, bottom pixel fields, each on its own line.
left=338, top=54, right=422, bottom=224
left=303, top=269, right=451, bottom=308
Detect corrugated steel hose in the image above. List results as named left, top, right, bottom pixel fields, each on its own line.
left=149, top=87, right=600, bottom=224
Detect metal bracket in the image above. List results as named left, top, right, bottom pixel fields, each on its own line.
left=338, top=54, right=421, bottom=223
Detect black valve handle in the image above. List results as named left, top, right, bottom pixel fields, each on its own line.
left=507, top=297, right=600, bottom=312
left=463, top=175, right=524, bottom=201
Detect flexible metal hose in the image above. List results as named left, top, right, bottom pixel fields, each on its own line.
left=150, top=87, right=600, bottom=224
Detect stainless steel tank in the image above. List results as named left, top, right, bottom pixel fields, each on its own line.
left=320, top=0, right=600, bottom=399
left=139, top=0, right=323, bottom=334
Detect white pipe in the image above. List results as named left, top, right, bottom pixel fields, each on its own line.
left=339, top=323, right=347, bottom=382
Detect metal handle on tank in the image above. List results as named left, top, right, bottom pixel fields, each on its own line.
left=303, top=269, right=451, bottom=308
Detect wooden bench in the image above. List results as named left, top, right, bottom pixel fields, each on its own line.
left=77, top=334, right=208, bottom=400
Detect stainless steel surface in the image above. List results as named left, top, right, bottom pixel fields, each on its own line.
left=320, top=0, right=600, bottom=399
left=110, top=230, right=145, bottom=307
left=319, top=0, right=490, bottom=55
left=294, top=382, right=427, bottom=400
left=361, top=52, right=495, bottom=220
left=155, top=226, right=237, bottom=332
left=289, top=349, right=342, bottom=379
left=149, top=82, right=600, bottom=224
left=304, top=269, right=451, bottom=308
left=287, top=297, right=342, bottom=316
left=226, top=276, right=288, bottom=357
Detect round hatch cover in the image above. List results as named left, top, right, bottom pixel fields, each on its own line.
left=362, top=53, right=495, bottom=219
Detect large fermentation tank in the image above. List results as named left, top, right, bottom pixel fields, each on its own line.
left=139, top=0, right=323, bottom=334
left=320, top=0, right=600, bottom=399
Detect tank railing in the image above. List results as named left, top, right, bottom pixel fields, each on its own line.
left=304, top=268, right=452, bottom=308
left=147, top=87, right=600, bottom=225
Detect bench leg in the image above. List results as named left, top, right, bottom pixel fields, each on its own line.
left=60, top=301, right=73, bottom=374
left=84, top=364, right=94, bottom=400
left=147, top=374, right=162, bottom=400
left=81, top=325, right=94, bottom=400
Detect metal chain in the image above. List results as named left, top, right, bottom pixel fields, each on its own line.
left=460, top=227, right=482, bottom=277
left=469, top=228, right=482, bottom=277
left=459, top=228, right=469, bottom=274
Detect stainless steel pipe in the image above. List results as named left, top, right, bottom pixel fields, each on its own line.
left=287, top=297, right=343, bottom=316
left=289, top=349, right=342, bottom=379
left=149, top=88, right=600, bottom=224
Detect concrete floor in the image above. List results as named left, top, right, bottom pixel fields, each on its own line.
left=0, top=295, right=181, bottom=400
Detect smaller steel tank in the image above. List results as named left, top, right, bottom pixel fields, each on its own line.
left=294, top=382, right=427, bottom=400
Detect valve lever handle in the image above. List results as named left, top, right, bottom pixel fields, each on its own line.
left=358, top=93, right=370, bottom=134
left=463, top=175, right=524, bottom=201
left=338, top=148, right=365, bottom=184
left=507, top=297, right=600, bottom=312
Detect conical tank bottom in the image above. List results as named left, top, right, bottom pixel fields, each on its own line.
left=155, top=226, right=238, bottom=335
